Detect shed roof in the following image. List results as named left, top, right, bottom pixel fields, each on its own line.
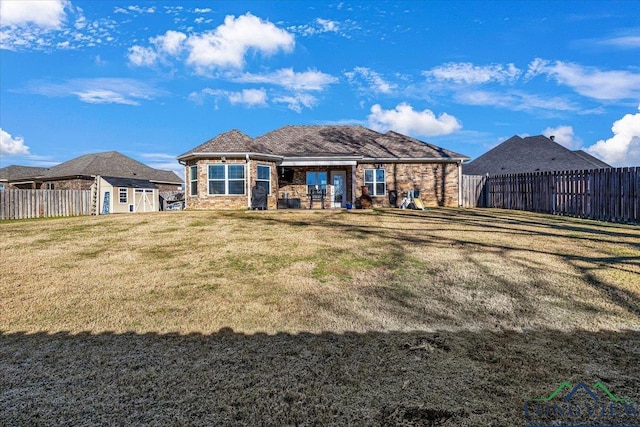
left=464, top=135, right=611, bottom=176
left=101, top=176, right=156, bottom=189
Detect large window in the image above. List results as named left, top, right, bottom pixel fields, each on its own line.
left=256, top=165, right=271, bottom=194
left=190, top=166, right=198, bottom=196
left=119, top=188, right=128, bottom=203
left=208, top=164, right=245, bottom=195
left=306, top=171, right=327, bottom=194
left=364, top=168, right=386, bottom=196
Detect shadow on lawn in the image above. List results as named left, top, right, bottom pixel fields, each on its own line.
left=247, top=208, right=640, bottom=321
left=1, top=328, right=639, bottom=426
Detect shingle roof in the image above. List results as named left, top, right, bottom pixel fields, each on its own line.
left=572, top=150, right=611, bottom=169
left=0, top=165, right=49, bottom=182
left=179, top=125, right=469, bottom=161
left=43, top=151, right=183, bottom=184
left=463, top=135, right=611, bottom=176
left=177, top=129, right=265, bottom=157
left=101, top=176, right=156, bottom=189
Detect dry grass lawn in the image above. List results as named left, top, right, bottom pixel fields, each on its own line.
left=1, top=208, right=639, bottom=426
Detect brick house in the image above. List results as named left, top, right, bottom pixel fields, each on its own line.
left=178, top=125, right=469, bottom=210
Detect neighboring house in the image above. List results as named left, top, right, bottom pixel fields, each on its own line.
left=0, top=151, right=183, bottom=191
left=177, top=125, right=470, bottom=210
left=464, top=135, right=611, bottom=176
left=0, top=151, right=184, bottom=214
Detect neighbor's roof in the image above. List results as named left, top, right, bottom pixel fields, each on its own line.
left=463, top=135, right=611, bottom=176
left=179, top=125, right=469, bottom=161
left=0, top=165, right=49, bottom=182
left=42, top=151, right=183, bottom=184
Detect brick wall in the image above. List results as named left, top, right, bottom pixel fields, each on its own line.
left=185, top=158, right=278, bottom=210
left=355, top=162, right=460, bottom=208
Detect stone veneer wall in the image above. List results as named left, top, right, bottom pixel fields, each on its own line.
left=355, top=162, right=460, bottom=208
left=185, top=158, right=278, bottom=210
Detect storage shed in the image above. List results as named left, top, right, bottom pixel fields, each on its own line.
left=97, top=176, right=158, bottom=214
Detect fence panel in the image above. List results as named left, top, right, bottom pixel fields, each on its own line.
left=463, top=167, right=639, bottom=224
left=0, top=189, right=92, bottom=220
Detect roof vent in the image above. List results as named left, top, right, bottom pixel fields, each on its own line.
left=549, top=135, right=555, bottom=141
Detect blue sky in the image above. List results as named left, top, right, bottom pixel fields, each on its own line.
left=1, top=0, right=639, bottom=179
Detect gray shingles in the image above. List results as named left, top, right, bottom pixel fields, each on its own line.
left=179, top=126, right=469, bottom=161
left=0, top=165, right=49, bottom=181
left=464, top=135, right=611, bottom=176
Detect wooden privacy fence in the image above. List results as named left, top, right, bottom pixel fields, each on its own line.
left=0, top=189, right=92, bottom=220
left=461, top=174, right=488, bottom=208
left=463, top=167, right=639, bottom=224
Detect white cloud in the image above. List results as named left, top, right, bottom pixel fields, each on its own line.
left=194, top=8, right=212, bottom=13
left=345, top=67, right=396, bottom=94
left=317, top=18, right=339, bottom=33
left=273, top=93, right=317, bottom=113
left=25, top=78, right=165, bottom=105
left=0, top=128, right=30, bottom=156
left=0, top=0, right=68, bottom=28
left=234, top=68, right=337, bottom=91
left=151, top=30, right=186, bottom=55
left=526, top=58, right=640, bottom=100
left=456, top=89, right=579, bottom=112
left=127, top=45, right=158, bottom=66
left=128, top=13, right=295, bottom=73
left=228, top=89, right=268, bottom=106
left=598, top=36, right=640, bottom=48
left=425, top=62, right=521, bottom=84
left=367, top=103, right=462, bottom=137
left=585, top=106, right=640, bottom=166
left=188, top=88, right=268, bottom=108
left=542, top=126, right=583, bottom=150
left=186, top=13, right=294, bottom=72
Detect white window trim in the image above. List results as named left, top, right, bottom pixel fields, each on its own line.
left=208, top=164, right=246, bottom=196
left=256, top=165, right=271, bottom=195
left=118, top=188, right=128, bottom=204
left=190, top=166, right=198, bottom=196
left=364, top=168, right=386, bottom=196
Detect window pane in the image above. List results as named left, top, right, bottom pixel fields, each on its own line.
left=190, top=182, right=198, bottom=196
left=364, top=169, right=373, bottom=182
left=257, top=165, right=270, bottom=180
left=228, top=165, right=244, bottom=179
left=306, top=172, right=316, bottom=186
left=318, top=172, right=327, bottom=186
left=366, top=183, right=374, bottom=195
left=209, top=181, right=225, bottom=194
left=228, top=180, right=245, bottom=195
left=208, top=165, right=224, bottom=179
left=256, top=181, right=270, bottom=194
left=376, top=169, right=385, bottom=182
left=376, top=183, right=385, bottom=196
left=190, top=166, right=197, bottom=180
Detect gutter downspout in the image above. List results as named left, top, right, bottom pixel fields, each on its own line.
left=246, top=154, right=251, bottom=209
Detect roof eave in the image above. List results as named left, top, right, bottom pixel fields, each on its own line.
left=361, top=157, right=470, bottom=163
left=177, top=152, right=283, bottom=161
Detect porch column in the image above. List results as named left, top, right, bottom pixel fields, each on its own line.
left=351, top=164, right=357, bottom=203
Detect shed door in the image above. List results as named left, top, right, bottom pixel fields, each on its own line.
left=134, top=189, right=155, bottom=212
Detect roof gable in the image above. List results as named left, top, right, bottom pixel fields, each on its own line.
left=464, top=135, right=611, bottom=175
left=178, top=130, right=260, bottom=157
